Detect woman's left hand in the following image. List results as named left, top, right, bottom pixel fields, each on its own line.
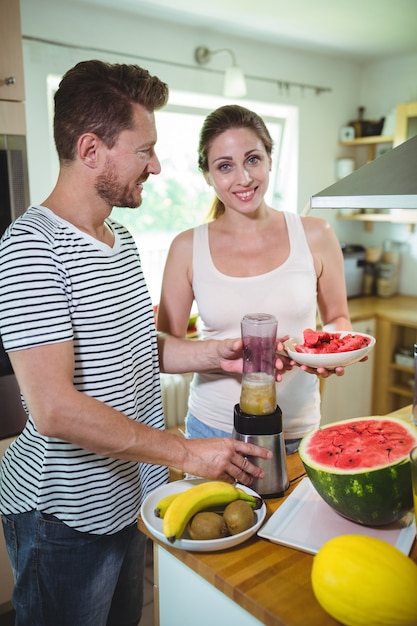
left=275, top=335, right=347, bottom=379
left=275, top=336, right=294, bottom=381
left=299, top=364, right=345, bottom=377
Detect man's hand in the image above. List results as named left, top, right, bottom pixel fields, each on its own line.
left=183, top=437, right=273, bottom=486
left=216, top=338, right=243, bottom=373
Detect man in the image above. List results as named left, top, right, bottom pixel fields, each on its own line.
left=0, top=60, right=271, bottom=626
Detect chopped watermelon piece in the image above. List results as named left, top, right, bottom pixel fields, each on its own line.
left=295, top=329, right=371, bottom=354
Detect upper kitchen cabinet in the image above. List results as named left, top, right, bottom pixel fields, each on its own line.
left=0, top=0, right=25, bottom=103
left=394, top=101, right=417, bottom=147
left=0, top=0, right=26, bottom=134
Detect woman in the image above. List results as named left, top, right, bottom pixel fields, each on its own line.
left=157, top=104, right=351, bottom=453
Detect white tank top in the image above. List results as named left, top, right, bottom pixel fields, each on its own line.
left=189, top=211, right=320, bottom=439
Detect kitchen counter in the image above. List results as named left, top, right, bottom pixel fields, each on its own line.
left=347, top=294, right=417, bottom=326
left=138, top=405, right=417, bottom=626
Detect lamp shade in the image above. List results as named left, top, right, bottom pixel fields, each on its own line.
left=223, top=65, right=247, bottom=98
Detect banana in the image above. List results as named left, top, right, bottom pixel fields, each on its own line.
left=163, top=481, right=238, bottom=543
left=236, top=487, right=263, bottom=510
left=154, top=492, right=180, bottom=518
left=162, top=481, right=262, bottom=543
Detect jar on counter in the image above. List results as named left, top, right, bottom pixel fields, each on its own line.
left=383, top=239, right=402, bottom=263
left=376, top=262, right=398, bottom=298
left=362, top=263, right=376, bottom=296
left=365, top=247, right=382, bottom=264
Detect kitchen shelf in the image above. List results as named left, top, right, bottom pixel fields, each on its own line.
left=390, top=363, right=414, bottom=375
left=388, top=365, right=414, bottom=400
left=340, top=135, right=394, bottom=162
left=337, top=211, right=417, bottom=233
left=340, top=135, right=394, bottom=146
left=387, top=385, right=414, bottom=399
left=374, top=314, right=417, bottom=414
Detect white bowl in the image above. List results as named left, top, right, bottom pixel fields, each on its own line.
left=283, top=331, right=376, bottom=370
left=140, top=478, right=266, bottom=552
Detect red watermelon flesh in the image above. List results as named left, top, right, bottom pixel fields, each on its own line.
left=308, top=419, right=416, bottom=470
left=295, top=329, right=371, bottom=354
left=299, top=417, right=417, bottom=525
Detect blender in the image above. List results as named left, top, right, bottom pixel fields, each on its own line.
left=233, top=313, right=289, bottom=497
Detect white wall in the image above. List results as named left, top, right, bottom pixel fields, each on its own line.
left=20, top=0, right=361, bottom=211
left=19, top=0, right=417, bottom=295
left=360, top=52, right=417, bottom=117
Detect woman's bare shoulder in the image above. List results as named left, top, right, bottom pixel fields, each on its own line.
left=301, top=215, right=335, bottom=242
left=169, top=227, right=195, bottom=250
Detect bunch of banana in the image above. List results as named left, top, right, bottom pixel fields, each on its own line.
left=154, top=493, right=179, bottom=519
left=158, top=481, right=262, bottom=543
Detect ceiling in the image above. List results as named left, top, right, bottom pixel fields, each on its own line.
left=78, top=0, right=417, bottom=61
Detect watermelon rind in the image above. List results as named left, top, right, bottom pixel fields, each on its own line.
left=299, top=417, right=417, bottom=526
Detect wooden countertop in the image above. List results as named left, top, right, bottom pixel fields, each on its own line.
left=138, top=405, right=417, bottom=626
left=347, top=294, right=417, bottom=326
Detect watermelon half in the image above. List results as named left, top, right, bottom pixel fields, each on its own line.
left=299, top=417, right=417, bottom=526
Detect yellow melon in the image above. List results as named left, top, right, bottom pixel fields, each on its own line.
left=311, top=534, right=417, bottom=626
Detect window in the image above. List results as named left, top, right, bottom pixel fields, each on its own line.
left=112, top=91, right=298, bottom=303
left=111, top=105, right=211, bottom=303
left=47, top=79, right=298, bottom=303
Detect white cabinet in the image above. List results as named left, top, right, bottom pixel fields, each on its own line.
left=320, top=318, right=376, bottom=424
left=155, top=546, right=263, bottom=626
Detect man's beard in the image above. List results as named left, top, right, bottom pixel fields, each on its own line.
left=96, top=162, right=143, bottom=209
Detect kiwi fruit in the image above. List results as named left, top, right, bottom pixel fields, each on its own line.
left=223, top=500, right=255, bottom=535
left=188, top=511, right=228, bottom=540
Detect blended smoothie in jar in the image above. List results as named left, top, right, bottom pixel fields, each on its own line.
left=240, top=372, right=276, bottom=415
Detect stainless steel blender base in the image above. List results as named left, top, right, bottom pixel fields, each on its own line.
left=233, top=430, right=289, bottom=498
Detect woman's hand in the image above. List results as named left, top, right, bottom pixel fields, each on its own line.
left=275, top=335, right=347, bottom=379
left=298, top=364, right=345, bottom=377
left=301, top=354, right=368, bottom=378
left=274, top=336, right=294, bottom=381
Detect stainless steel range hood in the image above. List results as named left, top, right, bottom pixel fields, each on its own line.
left=311, top=133, right=417, bottom=210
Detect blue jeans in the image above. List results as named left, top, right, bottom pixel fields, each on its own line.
left=2, top=510, right=147, bottom=626
left=185, top=412, right=301, bottom=455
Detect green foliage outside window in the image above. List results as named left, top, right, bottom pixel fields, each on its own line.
left=112, top=109, right=212, bottom=236
left=111, top=164, right=211, bottom=235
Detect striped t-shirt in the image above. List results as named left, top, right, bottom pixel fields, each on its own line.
left=0, top=205, right=168, bottom=534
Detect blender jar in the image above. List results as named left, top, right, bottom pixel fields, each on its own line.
left=240, top=313, right=277, bottom=415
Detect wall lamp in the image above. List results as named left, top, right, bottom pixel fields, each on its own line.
left=194, top=46, right=247, bottom=98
